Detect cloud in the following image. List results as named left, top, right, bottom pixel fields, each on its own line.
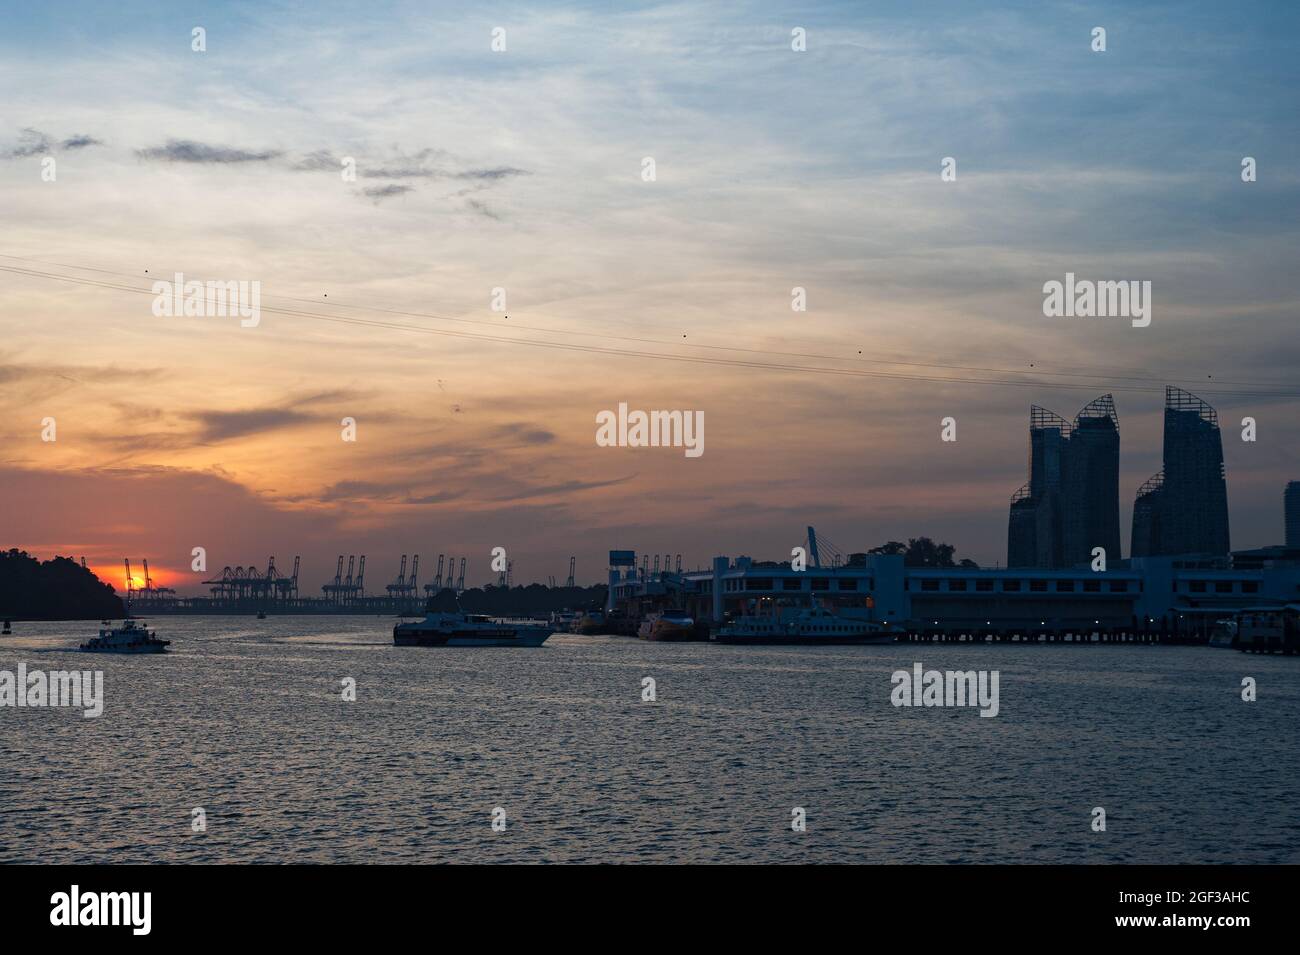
left=136, top=139, right=282, bottom=163
left=456, top=167, right=527, bottom=181
left=5, top=128, right=52, bottom=157
left=293, top=149, right=340, bottom=171
left=363, top=183, right=414, bottom=201
left=487, top=474, right=636, bottom=501
left=60, top=134, right=103, bottom=150
left=465, top=199, right=501, bottom=220
left=185, top=407, right=316, bottom=443
left=493, top=423, right=556, bottom=445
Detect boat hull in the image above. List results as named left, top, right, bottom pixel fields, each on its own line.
left=713, top=632, right=894, bottom=646
left=393, top=626, right=551, bottom=647
left=80, top=642, right=170, bottom=654
left=640, top=621, right=705, bottom=642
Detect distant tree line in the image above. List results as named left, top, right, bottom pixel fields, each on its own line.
left=752, top=537, right=977, bottom=571
left=0, top=549, right=126, bottom=620
left=441, top=583, right=608, bottom=617
left=863, top=537, right=979, bottom=569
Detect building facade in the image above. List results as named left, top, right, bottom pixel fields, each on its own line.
left=608, top=550, right=1300, bottom=634
left=1131, top=386, right=1230, bottom=558
left=1007, top=396, right=1120, bottom=568
left=1286, top=482, right=1300, bottom=548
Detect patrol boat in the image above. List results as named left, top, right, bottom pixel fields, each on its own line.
left=81, top=619, right=171, bottom=654
left=393, top=589, right=553, bottom=647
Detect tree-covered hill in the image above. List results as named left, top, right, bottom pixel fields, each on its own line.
left=0, top=549, right=126, bottom=620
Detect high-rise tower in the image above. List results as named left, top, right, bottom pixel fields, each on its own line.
left=1130, top=386, right=1230, bottom=558
left=1284, top=481, right=1300, bottom=548
left=1007, top=396, right=1120, bottom=568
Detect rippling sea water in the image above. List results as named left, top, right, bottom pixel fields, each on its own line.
left=1, top=616, right=1297, bottom=864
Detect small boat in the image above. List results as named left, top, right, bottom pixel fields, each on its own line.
left=2, top=619, right=11, bottom=635
left=256, top=611, right=267, bottom=620
left=572, top=610, right=606, bottom=635
left=637, top=609, right=701, bottom=642
left=394, top=589, right=552, bottom=647
left=81, top=619, right=170, bottom=654
left=715, top=605, right=893, bottom=645
left=550, top=609, right=580, bottom=631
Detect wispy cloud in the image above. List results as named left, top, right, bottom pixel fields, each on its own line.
left=363, top=183, right=414, bottom=201
left=136, top=139, right=282, bottom=163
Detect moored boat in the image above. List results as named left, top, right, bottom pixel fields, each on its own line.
left=637, top=609, right=701, bottom=642
left=715, top=605, right=893, bottom=645
left=573, top=610, right=607, bottom=634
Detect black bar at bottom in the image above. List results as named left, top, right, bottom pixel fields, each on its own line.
left=0, top=864, right=1280, bottom=941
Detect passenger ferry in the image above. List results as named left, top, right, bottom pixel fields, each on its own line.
left=715, top=605, right=893, bottom=645
left=394, top=590, right=552, bottom=647
left=81, top=619, right=170, bottom=654
left=1234, top=605, right=1299, bottom=654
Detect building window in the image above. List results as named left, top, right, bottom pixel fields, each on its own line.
left=1002, top=580, right=1022, bottom=592
left=975, top=579, right=994, bottom=592
left=1083, top=580, right=1100, bottom=592
left=1190, top=581, right=1206, bottom=593
left=811, top=578, right=829, bottom=591
left=920, top=579, right=940, bottom=592
left=783, top=578, right=802, bottom=591
left=838, top=579, right=858, bottom=591
left=1108, top=581, right=1127, bottom=592
left=1030, top=580, right=1047, bottom=592
left=1242, top=581, right=1259, bottom=593
left=745, top=579, right=773, bottom=591
left=948, top=580, right=967, bottom=592
left=1056, top=580, right=1075, bottom=592
left=1215, top=581, right=1233, bottom=593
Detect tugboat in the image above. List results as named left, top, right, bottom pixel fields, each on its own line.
left=256, top=610, right=267, bottom=620
left=637, top=609, right=701, bottom=642
left=715, top=604, right=893, bottom=645
left=81, top=618, right=170, bottom=654
left=393, top=589, right=553, bottom=647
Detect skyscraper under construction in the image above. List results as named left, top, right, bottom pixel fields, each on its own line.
left=1007, top=395, right=1121, bottom=568
left=1131, top=387, right=1230, bottom=558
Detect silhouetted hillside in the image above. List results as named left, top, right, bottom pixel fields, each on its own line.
left=0, top=549, right=126, bottom=620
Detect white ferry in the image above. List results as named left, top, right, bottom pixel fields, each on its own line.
left=81, top=619, right=170, bottom=654
left=394, top=591, right=552, bottom=647
left=715, top=605, right=893, bottom=645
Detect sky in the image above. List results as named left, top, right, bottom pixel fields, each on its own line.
left=2, top=0, right=1298, bottom=595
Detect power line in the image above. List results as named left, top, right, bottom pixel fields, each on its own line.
left=2, top=259, right=1297, bottom=399
left=6, top=251, right=1296, bottom=391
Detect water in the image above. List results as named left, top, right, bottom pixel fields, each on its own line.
left=2, top=616, right=1297, bottom=863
